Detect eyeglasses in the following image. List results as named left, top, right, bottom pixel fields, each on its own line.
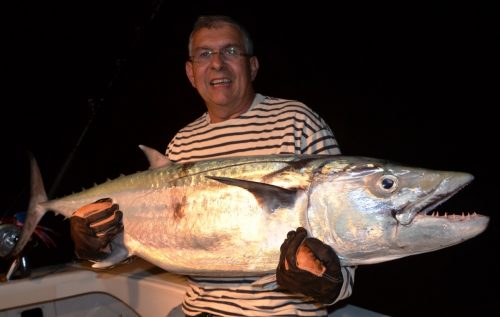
left=190, top=46, right=250, bottom=64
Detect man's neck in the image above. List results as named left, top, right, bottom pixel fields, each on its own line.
left=207, top=94, right=255, bottom=123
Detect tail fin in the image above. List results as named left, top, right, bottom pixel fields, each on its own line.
left=10, top=155, right=49, bottom=257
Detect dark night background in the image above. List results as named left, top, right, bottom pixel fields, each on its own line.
left=2, top=2, right=498, bottom=316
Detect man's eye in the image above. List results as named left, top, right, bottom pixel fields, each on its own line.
left=225, top=47, right=238, bottom=56
left=198, top=51, right=212, bottom=59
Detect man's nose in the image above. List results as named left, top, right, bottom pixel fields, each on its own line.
left=209, top=52, right=225, bottom=68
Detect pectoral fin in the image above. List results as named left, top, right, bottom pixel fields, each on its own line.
left=207, top=176, right=297, bottom=213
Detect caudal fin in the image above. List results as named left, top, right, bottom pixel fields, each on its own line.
left=10, top=155, right=49, bottom=257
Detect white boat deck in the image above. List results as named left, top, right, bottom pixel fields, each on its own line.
left=0, top=258, right=388, bottom=317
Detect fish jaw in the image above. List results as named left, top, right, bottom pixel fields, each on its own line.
left=394, top=171, right=474, bottom=226
left=388, top=170, right=489, bottom=259
left=390, top=212, right=488, bottom=257
left=307, top=159, right=489, bottom=266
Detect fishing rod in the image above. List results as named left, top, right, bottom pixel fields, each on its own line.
left=48, top=0, right=164, bottom=198
left=2, top=0, right=165, bottom=281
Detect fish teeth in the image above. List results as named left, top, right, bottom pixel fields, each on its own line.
left=427, top=212, right=476, bottom=219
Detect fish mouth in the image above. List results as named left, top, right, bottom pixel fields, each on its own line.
left=395, top=173, right=474, bottom=226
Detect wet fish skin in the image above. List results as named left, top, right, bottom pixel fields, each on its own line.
left=11, top=148, right=489, bottom=276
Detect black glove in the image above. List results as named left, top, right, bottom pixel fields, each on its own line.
left=70, top=198, right=123, bottom=261
left=276, top=227, right=343, bottom=304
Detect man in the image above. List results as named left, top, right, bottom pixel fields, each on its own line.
left=71, top=15, right=355, bottom=317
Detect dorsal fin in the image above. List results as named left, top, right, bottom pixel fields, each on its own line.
left=206, top=176, right=297, bottom=213
left=138, top=144, right=172, bottom=169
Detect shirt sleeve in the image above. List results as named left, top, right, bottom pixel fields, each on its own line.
left=298, top=110, right=341, bottom=155
left=332, top=266, right=356, bottom=304
left=301, top=127, right=341, bottom=155
left=297, top=106, right=355, bottom=306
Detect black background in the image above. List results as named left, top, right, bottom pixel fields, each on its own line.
left=2, top=2, right=498, bottom=316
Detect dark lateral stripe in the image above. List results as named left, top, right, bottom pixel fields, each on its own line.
left=301, top=134, right=337, bottom=153
left=174, top=125, right=298, bottom=147
left=185, top=281, right=325, bottom=315
left=170, top=143, right=297, bottom=162
left=183, top=296, right=326, bottom=316
left=251, top=105, right=323, bottom=124
left=189, top=276, right=259, bottom=284
left=241, top=106, right=324, bottom=125
left=179, top=102, right=326, bottom=135
left=175, top=115, right=319, bottom=141
left=180, top=97, right=324, bottom=132
left=170, top=134, right=299, bottom=155
left=191, top=285, right=307, bottom=298
left=240, top=112, right=323, bottom=131
left=311, top=144, right=340, bottom=155
left=258, top=101, right=322, bottom=120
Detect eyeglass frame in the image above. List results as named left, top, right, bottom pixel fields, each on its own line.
left=189, top=46, right=251, bottom=64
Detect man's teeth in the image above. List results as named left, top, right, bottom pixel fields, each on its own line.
left=211, top=79, right=231, bottom=85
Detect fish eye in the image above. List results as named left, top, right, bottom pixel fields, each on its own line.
left=378, top=175, right=398, bottom=193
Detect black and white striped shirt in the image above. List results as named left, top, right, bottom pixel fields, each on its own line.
left=167, top=94, right=340, bottom=162
left=166, top=94, right=354, bottom=317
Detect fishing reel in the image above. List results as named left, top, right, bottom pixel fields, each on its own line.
left=0, top=224, right=31, bottom=281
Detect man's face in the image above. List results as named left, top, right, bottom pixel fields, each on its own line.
left=185, top=23, right=259, bottom=112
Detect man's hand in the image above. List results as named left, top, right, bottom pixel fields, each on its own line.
left=276, top=227, right=343, bottom=304
left=70, top=198, right=123, bottom=261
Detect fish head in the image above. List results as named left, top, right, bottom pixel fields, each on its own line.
left=306, top=157, right=489, bottom=266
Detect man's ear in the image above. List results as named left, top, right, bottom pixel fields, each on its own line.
left=250, top=56, right=259, bottom=81
left=185, top=60, right=196, bottom=87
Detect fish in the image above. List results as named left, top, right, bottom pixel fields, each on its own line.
left=9, top=145, right=489, bottom=276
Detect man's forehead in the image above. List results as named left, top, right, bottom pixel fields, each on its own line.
left=192, top=24, right=243, bottom=48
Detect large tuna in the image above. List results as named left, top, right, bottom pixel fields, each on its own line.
left=9, top=145, right=489, bottom=276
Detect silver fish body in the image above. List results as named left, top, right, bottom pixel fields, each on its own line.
left=13, top=152, right=489, bottom=276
